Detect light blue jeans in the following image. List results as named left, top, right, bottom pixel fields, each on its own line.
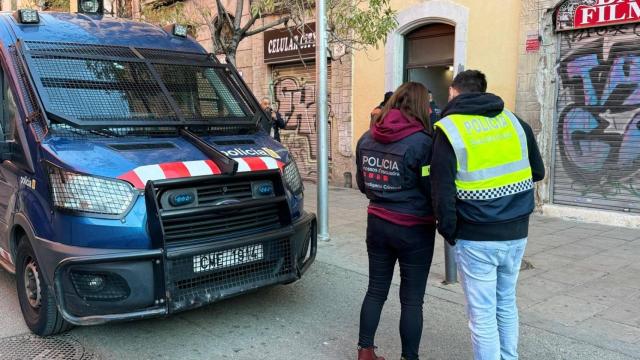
left=455, top=239, right=527, bottom=360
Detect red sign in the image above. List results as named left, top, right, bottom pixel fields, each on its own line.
left=526, top=37, right=540, bottom=52
left=556, top=0, right=640, bottom=32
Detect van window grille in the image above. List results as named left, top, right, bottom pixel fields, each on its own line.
left=19, top=41, right=252, bottom=129
left=24, top=41, right=138, bottom=58
left=153, top=64, right=245, bottom=119
left=137, top=48, right=214, bottom=63
left=10, top=46, right=47, bottom=140
left=31, top=57, right=180, bottom=124
left=45, top=124, right=255, bottom=139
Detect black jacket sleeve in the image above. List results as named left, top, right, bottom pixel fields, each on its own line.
left=274, top=112, right=286, bottom=129
left=517, top=118, right=545, bottom=182
left=430, top=129, right=458, bottom=243
left=355, top=135, right=365, bottom=194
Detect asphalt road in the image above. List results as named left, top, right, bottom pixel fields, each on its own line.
left=0, top=253, right=634, bottom=360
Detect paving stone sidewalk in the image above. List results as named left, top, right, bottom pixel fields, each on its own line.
left=305, top=183, right=640, bottom=358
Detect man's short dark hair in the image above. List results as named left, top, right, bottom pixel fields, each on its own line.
left=451, top=70, right=487, bottom=94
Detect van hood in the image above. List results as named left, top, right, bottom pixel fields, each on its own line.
left=41, top=134, right=290, bottom=189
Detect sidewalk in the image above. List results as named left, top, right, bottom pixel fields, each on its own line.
left=305, top=183, right=640, bottom=359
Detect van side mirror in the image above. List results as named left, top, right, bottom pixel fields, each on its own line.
left=0, top=142, right=17, bottom=162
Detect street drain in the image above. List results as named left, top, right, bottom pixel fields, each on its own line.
left=0, top=333, right=99, bottom=360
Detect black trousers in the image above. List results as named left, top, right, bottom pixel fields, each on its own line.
left=358, top=214, right=436, bottom=360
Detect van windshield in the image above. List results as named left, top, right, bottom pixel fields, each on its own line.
left=20, top=41, right=252, bottom=130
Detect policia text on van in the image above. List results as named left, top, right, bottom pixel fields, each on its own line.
left=0, top=10, right=316, bottom=336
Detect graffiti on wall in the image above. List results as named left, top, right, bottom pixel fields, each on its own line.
left=558, top=23, right=640, bottom=198
left=272, top=75, right=333, bottom=180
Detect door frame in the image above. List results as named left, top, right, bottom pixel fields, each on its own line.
left=384, top=0, right=469, bottom=91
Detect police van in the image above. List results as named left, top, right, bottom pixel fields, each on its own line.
left=0, top=10, right=316, bottom=335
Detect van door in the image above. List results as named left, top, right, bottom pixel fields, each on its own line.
left=0, top=66, right=21, bottom=260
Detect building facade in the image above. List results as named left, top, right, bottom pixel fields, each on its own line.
left=518, top=0, right=640, bottom=227
left=352, top=0, right=523, bottom=176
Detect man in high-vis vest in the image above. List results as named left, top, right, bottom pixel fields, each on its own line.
left=431, top=70, right=545, bottom=360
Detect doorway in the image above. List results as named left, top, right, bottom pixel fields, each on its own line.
left=404, top=23, right=455, bottom=110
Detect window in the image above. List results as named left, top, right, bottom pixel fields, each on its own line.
left=3, top=76, right=17, bottom=141
left=0, top=69, right=17, bottom=142
left=0, top=65, right=25, bottom=166
left=25, top=49, right=248, bottom=127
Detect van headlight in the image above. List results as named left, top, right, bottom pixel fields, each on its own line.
left=282, top=160, right=303, bottom=195
left=48, top=166, right=137, bottom=215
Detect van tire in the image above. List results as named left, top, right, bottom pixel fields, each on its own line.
left=16, top=237, right=72, bottom=336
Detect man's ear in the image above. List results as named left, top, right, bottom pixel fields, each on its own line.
left=448, top=87, right=459, bottom=101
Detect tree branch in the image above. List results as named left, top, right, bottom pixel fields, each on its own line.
left=244, top=16, right=290, bottom=37
left=234, top=0, right=243, bottom=29
left=215, top=0, right=233, bottom=33
left=239, top=12, right=260, bottom=35
left=214, top=0, right=226, bottom=22
left=201, top=0, right=226, bottom=52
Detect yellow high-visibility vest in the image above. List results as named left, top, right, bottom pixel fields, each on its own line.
left=434, top=110, right=533, bottom=201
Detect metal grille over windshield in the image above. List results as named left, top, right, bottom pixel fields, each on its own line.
left=154, top=64, right=245, bottom=121
left=19, top=41, right=250, bottom=129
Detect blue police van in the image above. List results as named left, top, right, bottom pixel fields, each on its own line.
left=0, top=10, right=316, bottom=336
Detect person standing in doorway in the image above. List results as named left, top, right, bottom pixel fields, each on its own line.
left=428, top=90, right=442, bottom=124
left=260, top=97, right=286, bottom=142
left=356, top=82, right=436, bottom=360
left=430, top=70, right=545, bottom=360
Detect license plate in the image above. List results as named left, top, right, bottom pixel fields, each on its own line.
left=192, top=244, right=264, bottom=273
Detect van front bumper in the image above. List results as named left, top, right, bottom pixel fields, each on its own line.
left=44, top=211, right=316, bottom=326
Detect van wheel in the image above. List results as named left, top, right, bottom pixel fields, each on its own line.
left=16, top=237, right=72, bottom=336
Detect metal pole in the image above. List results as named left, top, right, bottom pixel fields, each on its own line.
left=442, top=63, right=465, bottom=285
left=316, top=0, right=330, bottom=241
left=444, top=241, right=457, bottom=284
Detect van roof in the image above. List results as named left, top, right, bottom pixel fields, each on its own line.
left=0, top=12, right=205, bottom=54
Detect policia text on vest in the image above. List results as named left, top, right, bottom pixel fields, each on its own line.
left=361, top=153, right=402, bottom=191
left=462, top=113, right=515, bottom=146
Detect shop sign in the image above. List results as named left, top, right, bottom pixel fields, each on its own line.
left=264, top=23, right=316, bottom=64
left=556, top=0, right=640, bottom=31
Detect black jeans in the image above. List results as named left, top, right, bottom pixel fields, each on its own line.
left=358, top=214, right=436, bottom=360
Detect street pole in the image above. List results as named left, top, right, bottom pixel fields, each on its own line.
left=444, top=242, right=457, bottom=284
left=443, top=63, right=466, bottom=285
left=316, top=0, right=330, bottom=241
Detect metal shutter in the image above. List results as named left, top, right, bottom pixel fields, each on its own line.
left=271, top=62, right=332, bottom=181
left=554, top=24, right=640, bottom=213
